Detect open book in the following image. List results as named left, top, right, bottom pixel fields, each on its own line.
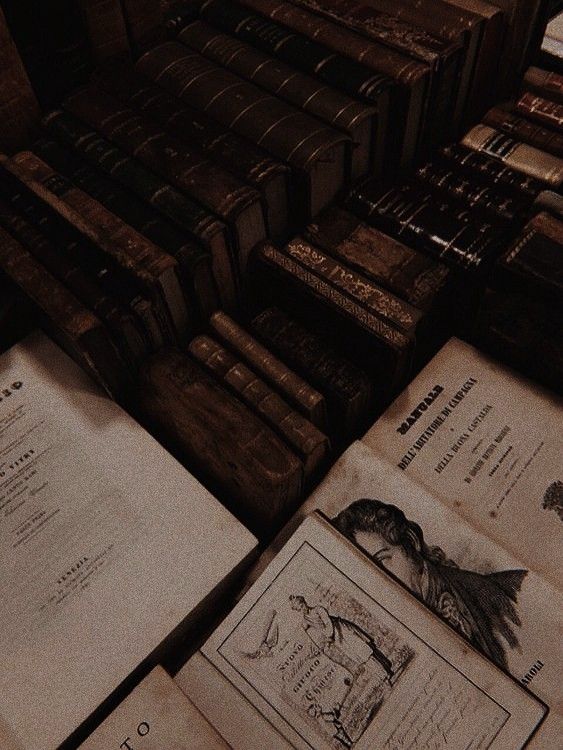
left=0, top=333, right=257, bottom=749
left=176, top=514, right=546, bottom=749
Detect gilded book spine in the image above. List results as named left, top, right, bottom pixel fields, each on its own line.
left=516, top=92, right=563, bottom=130
left=483, top=107, right=563, bottom=159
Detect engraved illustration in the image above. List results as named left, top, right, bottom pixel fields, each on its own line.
left=542, top=480, right=563, bottom=521
left=333, top=499, right=528, bottom=670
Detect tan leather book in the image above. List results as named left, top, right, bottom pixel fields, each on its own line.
left=524, top=66, right=563, bottom=105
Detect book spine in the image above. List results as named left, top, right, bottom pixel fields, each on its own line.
left=120, top=0, right=164, bottom=54
left=209, top=310, right=327, bottom=429
left=79, top=0, right=131, bottom=63
left=461, top=124, right=563, bottom=188
left=515, top=92, right=563, bottom=132
left=483, top=106, right=563, bottom=159
left=524, top=67, right=563, bottom=106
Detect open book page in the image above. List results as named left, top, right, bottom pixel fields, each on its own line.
left=78, top=666, right=228, bottom=749
left=0, top=333, right=257, bottom=749
left=177, top=514, right=546, bottom=750
left=362, top=337, right=562, bottom=589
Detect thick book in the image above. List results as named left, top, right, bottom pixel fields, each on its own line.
left=208, top=311, right=328, bottom=432
left=42, top=109, right=237, bottom=312
left=176, top=513, right=547, bottom=749
left=461, top=124, right=563, bottom=188
left=0, top=7, right=41, bottom=153
left=136, top=41, right=349, bottom=220
left=264, top=440, right=563, bottom=747
left=0, top=229, right=126, bottom=397
left=362, top=337, right=562, bottom=591
left=252, top=306, right=375, bottom=440
left=515, top=91, right=563, bottom=132
left=251, top=243, right=412, bottom=393
left=523, top=66, right=563, bottom=106
left=305, top=206, right=452, bottom=312
left=93, top=62, right=290, bottom=240
left=64, top=85, right=267, bottom=276
left=138, top=347, right=303, bottom=532
left=78, top=0, right=131, bottom=64
left=3, top=151, right=189, bottom=343
left=346, top=176, right=502, bottom=270
left=178, top=18, right=379, bottom=180
left=237, top=0, right=432, bottom=165
left=189, top=334, right=330, bottom=482
left=31, top=137, right=219, bottom=323
left=0, top=332, right=257, bottom=749
left=483, top=104, right=563, bottom=158
left=78, top=667, right=228, bottom=749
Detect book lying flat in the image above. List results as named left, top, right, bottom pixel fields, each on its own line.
left=176, top=513, right=546, bottom=749
left=0, top=333, right=257, bottom=750
left=78, top=666, right=228, bottom=749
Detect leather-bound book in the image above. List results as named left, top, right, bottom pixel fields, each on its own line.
left=0, top=226, right=126, bottom=397
left=305, top=206, right=452, bottom=312
left=483, top=105, right=563, bottom=158
left=0, top=161, right=168, bottom=354
left=208, top=311, right=328, bottom=431
left=32, top=137, right=219, bottom=322
left=414, top=159, right=529, bottom=222
left=136, top=42, right=349, bottom=221
left=237, top=0, right=432, bottom=166
left=495, top=212, right=563, bottom=308
left=523, top=66, right=563, bottom=106
left=42, top=109, right=237, bottom=312
left=178, top=20, right=379, bottom=180
left=251, top=305, right=375, bottom=439
left=0, top=197, right=148, bottom=373
left=94, top=63, right=290, bottom=240
left=531, top=190, right=563, bottom=221
left=439, top=142, right=545, bottom=198
left=78, top=0, right=130, bottom=64
left=189, top=334, right=330, bottom=481
left=346, top=177, right=502, bottom=270
left=120, top=0, right=164, bottom=54
left=3, top=151, right=189, bottom=343
left=64, top=86, right=266, bottom=277
left=138, top=347, right=303, bottom=532
left=286, top=0, right=464, bottom=147
left=461, top=125, right=563, bottom=188
left=0, top=7, right=41, bottom=153
left=515, top=92, right=563, bottom=133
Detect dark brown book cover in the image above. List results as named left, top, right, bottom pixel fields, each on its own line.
left=78, top=0, right=131, bottom=64
left=42, top=109, right=237, bottom=313
left=251, top=305, right=375, bottom=439
left=0, top=224, right=126, bottom=396
left=515, top=92, right=563, bottom=132
left=136, top=41, right=349, bottom=218
left=483, top=105, right=563, bottom=158
left=64, top=86, right=266, bottom=275
left=208, top=311, right=328, bottom=431
left=524, top=66, right=563, bottom=106
left=138, top=347, right=303, bottom=532
left=0, top=7, right=41, bottom=153
left=94, top=62, right=290, bottom=240
left=3, top=151, right=189, bottom=342
left=120, top=0, right=164, bottom=53
left=305, top=206, right=452, bottom=311
left=178, top=19, right=378, bottom=179
left=189, top=334, right=330, bottom=480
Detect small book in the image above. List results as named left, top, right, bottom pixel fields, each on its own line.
left=483, top=104, right=563, bottom=158
left=531, top=189, right=563, bottom=220
left=136, top=41, right=350, bottom=220
left=362, top=337, right=562, bottom=590
left=0, top=332, right=257, bottom=749
left=261, top=439, right=563, bottom=747
left=138, top=347, right=303, bottom=533
left=251, top=306, right=375, bottom=440
left=175, top=513, right=547, bottom=749
left=42, top=109, right=237, bottom=313
left=208, top=311, right=328, bottom=432
left=515, top=91, right=563, bottom=132
left=178, top=19, right=379, bottom=180
left=64, top=86, right=267, bottom=276
left=461, top=124, right=563, bottom=188
left=93, top=62, right=291, bottom=240
left=523, top=66, right=563, bottom=106
left=2, top=151, right=189, bottom=343
left=304, top=206, right=452, bottom=313
left=78, top=666, right=228, bottom=749
left=189, top=334, right=330, bottom=482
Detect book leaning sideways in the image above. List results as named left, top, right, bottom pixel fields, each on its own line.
left=0, top=332, right=257, bottom=750
left=176, top=514, right=546, bottom=749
